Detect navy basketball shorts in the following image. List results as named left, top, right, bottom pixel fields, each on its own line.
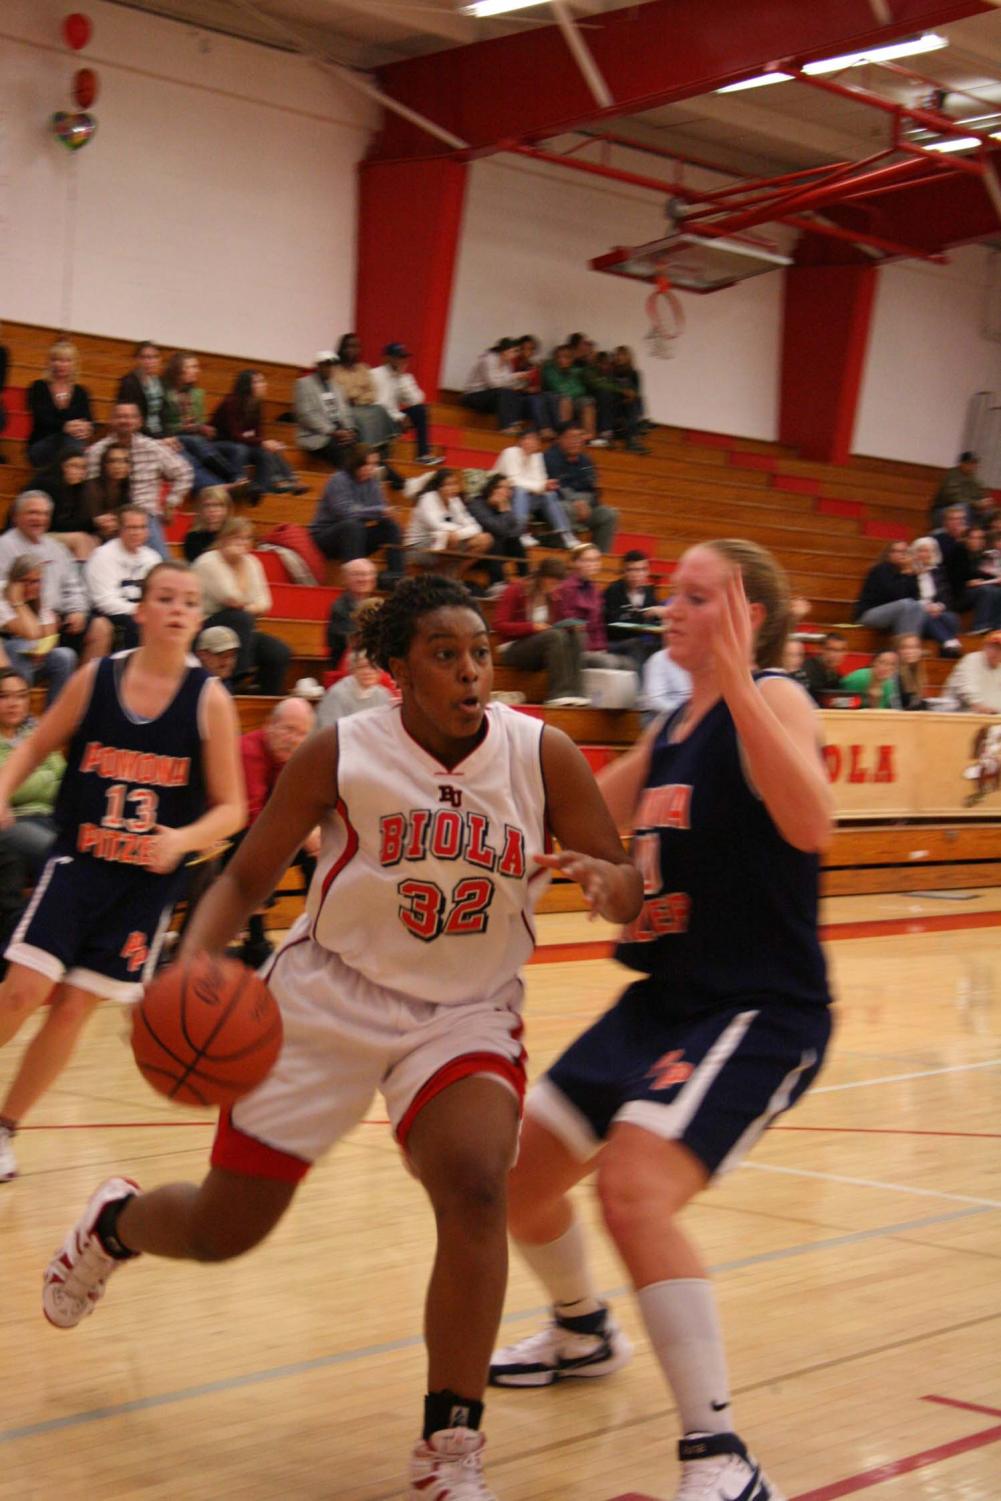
left=527, top=980, right=832, bottom=1176
left=6, top=853, right=180, bottom=1002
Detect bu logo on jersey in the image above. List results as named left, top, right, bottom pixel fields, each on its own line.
left=438, top=784, right=462, bottom=807
left=379, top=808, right=526, bottom=877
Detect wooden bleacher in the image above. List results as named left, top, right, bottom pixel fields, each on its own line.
left=4, top=317, right=999, bottom=907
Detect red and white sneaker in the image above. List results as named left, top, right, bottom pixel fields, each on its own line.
left=408, top=1427, right=497, bottom=1499
left=42, top=1176, right=141, bottom=1329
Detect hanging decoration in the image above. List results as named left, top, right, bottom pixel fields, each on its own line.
left=49, top=15, right=98, bottom=153
left=73, top=67, right=99, bottom=109
left=50, top=110, right=98, bottom=151
left=62, top=13, right=93, bottom=51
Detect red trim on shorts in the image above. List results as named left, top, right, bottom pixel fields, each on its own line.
left=311, top=798, right=359, bottom=938
left=395, top=1050, right=527, bottom=1148
left=211, top=1106, right=312, bottom=1183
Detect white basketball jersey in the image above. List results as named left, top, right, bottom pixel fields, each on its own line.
left=307, top=702, right=549, bottom=1004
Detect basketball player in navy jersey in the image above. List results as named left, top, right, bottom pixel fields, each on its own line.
left=490, top=540, right=834, bottom=1501
left=0, top=562, right=244, bottom=1182
left=41, top=576, right=643, bottom=1501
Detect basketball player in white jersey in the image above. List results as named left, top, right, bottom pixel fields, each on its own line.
left=43, top=576, right=644, bottom=1501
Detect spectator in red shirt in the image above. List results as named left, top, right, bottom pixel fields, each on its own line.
left=552, top=543, right=636, bottom=673
left=236, top=697, right=317, bottom=965
left=493, top=557, right=588, bottom=707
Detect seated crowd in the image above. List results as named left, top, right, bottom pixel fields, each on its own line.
left=462, top=331, right=650, bottom=454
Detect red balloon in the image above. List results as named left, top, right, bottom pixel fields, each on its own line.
left=63, top=13, right=92, bottom=51
left=73, top=67, right=99, bottom=109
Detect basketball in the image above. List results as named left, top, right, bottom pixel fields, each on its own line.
left=131, top=954, right=283, bottom=1107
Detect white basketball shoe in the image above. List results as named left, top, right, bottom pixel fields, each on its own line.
left=408, top=1426, right=497, bottom=1499
left=489, top=1306, right=632, bottom=1387
left=674, top=1432, right=785, bottom=1500
left=42, top=1176, right=141, bottom=1329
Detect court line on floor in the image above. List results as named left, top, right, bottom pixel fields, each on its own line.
left=784, top=1394, right=1001, bottom=1501
left=747, top=1161, right=1001, bottom=1209
left=811, top=1057, right=1001, bottom=1093
left=0, top=1204, right=988, bottom=1447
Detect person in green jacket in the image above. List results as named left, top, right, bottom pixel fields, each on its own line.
left=840, top=649, right=903, bottom=709
left=542, top=345, right=597, bottom=439
left=0, top=669, right=65, bottom=877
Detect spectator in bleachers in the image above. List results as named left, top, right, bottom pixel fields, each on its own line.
left=542, top=345, right=596, bottom=439
left=192, top=517, right=291, bottom=696
left=326, top=556, right=377, bottom=669
left=966, top=527, right=1001, bottom=633
left=371, top=344, right=439, bottom=468
left=803, top=631, right=847, bottom=704
left=294, top=353, right=357, bottom=468
left=0, top=555, right=78, bottom=704
left=406, top=470, right=492, bottom=580
left=639, top=632, right=691, bottom=722
left=463, top=338, right=534, bottom=433
left=236, top=696, right=318, bottom=966
left=211, top=370, right=306, bottom=498
left=910, top=537, right=963, bottom=649
left=315, top=647, right=393, bottom=728
left=28, top=442, right=98, bottom=559
left=513, top=335, right=548, bottom=433
left=602, top=550, right=663, bottom=669
left=491, top=432, right=575, bottom=548
left=82, top=442, right=130, bottom=541
left=86, top=402, right=193, bottom=559
left=493, top=557, right=588, bottom=707
left=934, top=504, right=971, bottom=606
left=781, top=638, right=811, bottom=689
left=333, top=334, right=397, bottom=451
left=310, top=445, right=403, bottom=584
left=894, top=633, right=929, bottom=710
left=944, top=630, right=1001, bottom=713
left=116, top=341, right=165, bottom=437
left=930, top=451, right=987, bottom=527
left=947, top=525, right=996, bottom=629
left=182, top=488, right=232, bottom=563
left=0, top=491, right=99, bottom=677
left=195, top=624, right=240, bottom=690
left=840, top=648, right=902, bottom=708
left=26, top=341, right=94, bottom=468
left=544, top=426, right=618, bottom=554
left=611, top=345, right=647, bottom=423
left=853, top=540, right=961, bottom=656
left=84, top=505, right=161, bottom=652
left=552, top=543, right=636, bottom=674
left=162, top=353, right=249, bottom=496
left=466, top=475, right=531, bottom=585
left=0, top=667, right=64, bottom=879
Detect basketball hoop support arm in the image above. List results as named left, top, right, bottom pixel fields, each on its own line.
left=506, top=144, right=948, bottom=265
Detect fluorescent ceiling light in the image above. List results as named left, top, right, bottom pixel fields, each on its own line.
left=717, top=32, right=947, bottom=94
left=461, top=0, right=548, bottom=15
left=926, top=135, right=984, bottom=152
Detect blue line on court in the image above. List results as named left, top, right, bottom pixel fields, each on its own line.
left=0, top=1204, right=989, bottom=1446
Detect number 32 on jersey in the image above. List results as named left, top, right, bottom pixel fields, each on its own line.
left=397, top=876, right=495, bottom=942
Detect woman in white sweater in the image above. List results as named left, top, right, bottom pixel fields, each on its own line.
left=192, top=517, right=290, bottom=694
left=492, top=432, right=575, bottom=545
left=406, top=470, right=492, bottom=581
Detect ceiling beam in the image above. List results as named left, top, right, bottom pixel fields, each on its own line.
left=684, top=93, right=873, bottom=165
left=372, top=0, right=993, bottom=159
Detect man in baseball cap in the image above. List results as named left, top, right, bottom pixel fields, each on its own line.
left=372, top=343, right=441, bottom=467
left=196, top=624, right=240, bottom=688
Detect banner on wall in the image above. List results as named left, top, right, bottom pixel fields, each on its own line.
left=820, top=710, right=1001, bottom=819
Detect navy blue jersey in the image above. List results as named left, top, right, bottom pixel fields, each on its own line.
left=52, top=651, right=210, bottom=872
left=616, top=671, right=830, bottom=1015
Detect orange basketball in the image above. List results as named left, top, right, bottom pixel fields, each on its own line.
left=131, top=954, right=283, bottom=1107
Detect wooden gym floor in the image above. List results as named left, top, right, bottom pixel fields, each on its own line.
left=1, top=893, right=999, bottom=1501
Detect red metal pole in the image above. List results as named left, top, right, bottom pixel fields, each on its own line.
left=573, top=129, right=750, bottom=181
left=696, top=155, right=936, bottom=237
left=682, top=146, right=898, bottom=224
left=786, top=65, right=993, bottom=143
left=896, top=139, right=986, bottom=178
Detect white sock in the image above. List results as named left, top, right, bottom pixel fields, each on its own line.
left=515, top=1219, right=603, bottom=1319
left=637, top=1279, right=732, bottom=1435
